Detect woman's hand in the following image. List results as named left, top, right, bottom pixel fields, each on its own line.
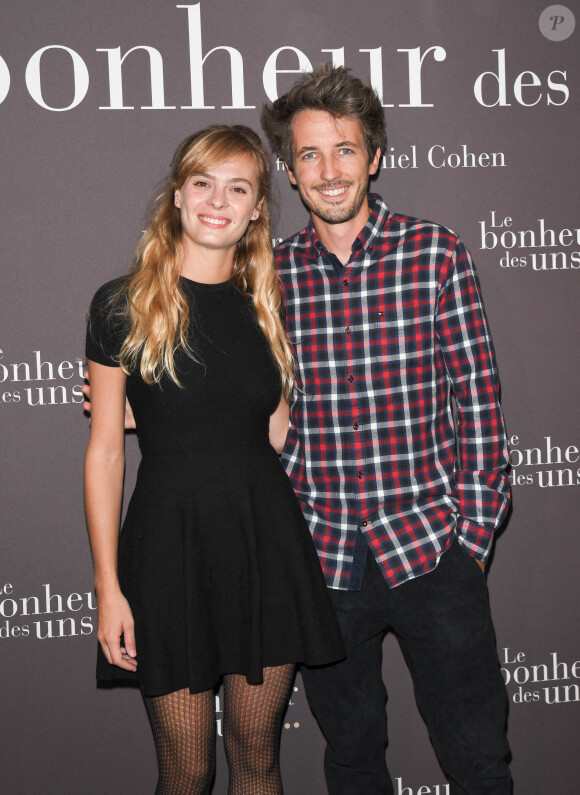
left=96, top=586, right=138, bottom=671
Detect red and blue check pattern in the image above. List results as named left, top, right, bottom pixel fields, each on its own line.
left=277, top=194, right=510, bottom=589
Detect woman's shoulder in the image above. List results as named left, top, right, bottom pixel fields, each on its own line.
left=90, top=275, right=130, bottom=312
left=86, top=276, right=131, bottom=365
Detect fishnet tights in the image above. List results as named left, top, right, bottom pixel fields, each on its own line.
left=145, top=687, right=216, bottom=794
left=223, top=664, right=294, bottom=794
left=144, top=664, right=294, bottom=794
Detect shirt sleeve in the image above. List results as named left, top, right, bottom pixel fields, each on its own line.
left=435, top=239, right=511, bottom=562
left=85, top=279, right=128, bottom=367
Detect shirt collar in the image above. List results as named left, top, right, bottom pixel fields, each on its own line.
left=307, top=193, right=390, bottom=258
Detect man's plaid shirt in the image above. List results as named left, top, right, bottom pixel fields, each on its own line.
left=276, top=194, right=510, bottom=590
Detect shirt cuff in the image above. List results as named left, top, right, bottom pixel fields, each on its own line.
left=455, top=516, right=494, bottom=562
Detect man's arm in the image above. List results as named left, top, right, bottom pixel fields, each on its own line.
left=436, top=239, right=511, bottom=567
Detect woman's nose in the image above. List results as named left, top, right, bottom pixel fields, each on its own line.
left=207, top=187, right=227, bottom=208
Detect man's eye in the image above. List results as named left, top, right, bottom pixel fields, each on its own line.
left=339, top=148, right=353, bottom=155
left=302, top=152, right=317, bottom=160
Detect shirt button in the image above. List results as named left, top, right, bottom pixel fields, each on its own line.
left=343, top=279, right=349, bottom=287
left=362, top=520, right=368, bottom=527
left=357, top=471, right=363, bottom=479
left=345, top=326, right=351, bottom=334
left=353, top=423, right=359, bottom=430
left=347, top=375, right=354, bottom=383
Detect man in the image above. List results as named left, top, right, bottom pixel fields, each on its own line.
left=86, top=64, right=512, bottom=794
left=260, top=65, right=511, bottom=794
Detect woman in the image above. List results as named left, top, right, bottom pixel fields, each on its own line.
left=84, top=125, right=344, bottom=794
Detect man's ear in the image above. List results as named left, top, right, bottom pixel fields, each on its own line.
left=174, top=189, right=181, bottom=209
left=368, top=148, right=381, bottom=176
left=285, top=162, right=298, bottom=186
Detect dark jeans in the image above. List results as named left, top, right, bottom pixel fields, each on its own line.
left=301, top=541, right=511, bottom=795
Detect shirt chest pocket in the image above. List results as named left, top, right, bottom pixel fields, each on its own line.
left=371, top=309, right=387, bottom=331
left=363, top=302, right=436, bottom=367
left=360, top=305, right=390, bottom=339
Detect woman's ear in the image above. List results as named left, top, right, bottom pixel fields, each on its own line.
left=251, top=197, right=265, bottom=221
left=174, top=189, right=181, bottom=209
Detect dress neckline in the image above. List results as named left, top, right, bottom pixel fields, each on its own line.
left=179, top=275, right=234, bottom=293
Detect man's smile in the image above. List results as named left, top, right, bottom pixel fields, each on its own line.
left=317, top=184, right=351, bottom=199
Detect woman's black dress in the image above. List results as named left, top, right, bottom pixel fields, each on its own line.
left=86, top=276, right=344, bottom=696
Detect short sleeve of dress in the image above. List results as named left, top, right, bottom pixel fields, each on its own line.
left=86, top=278, right=129, bottom=367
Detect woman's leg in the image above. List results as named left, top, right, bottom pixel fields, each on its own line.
left=144, top=687, right=216, bottom=795
left=223, top=665, right=295, bottom=795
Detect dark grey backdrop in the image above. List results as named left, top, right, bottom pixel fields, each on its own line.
left=1, top=1, right=579, bottom=792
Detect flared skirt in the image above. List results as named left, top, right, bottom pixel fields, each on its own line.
left=96, top=442, right=345, bottom=696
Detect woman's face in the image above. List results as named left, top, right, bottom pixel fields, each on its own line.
left=174, top=153, right=263, bottom=262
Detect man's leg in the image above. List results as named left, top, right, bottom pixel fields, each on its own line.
left=392, top=540, right=511, bottom=795
left=301, top=554, right=393, bottom=795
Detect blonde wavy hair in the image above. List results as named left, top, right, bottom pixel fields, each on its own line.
left=115, top=125, right=294, bottom=399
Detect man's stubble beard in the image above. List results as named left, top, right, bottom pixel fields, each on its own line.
left=297, top=180, right=368, bottom=226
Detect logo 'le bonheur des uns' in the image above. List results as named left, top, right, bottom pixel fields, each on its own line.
left=0, top=349, right=84, bottom=407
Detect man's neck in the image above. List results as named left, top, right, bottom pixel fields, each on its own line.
left=311, top=199, right=372, bottom=266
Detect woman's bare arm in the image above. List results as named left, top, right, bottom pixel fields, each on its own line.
left=269, top=395, right=290, bottom=454
left=83, top=369, right=136, bottom=430
left=84, top=360, right=137, bottom=671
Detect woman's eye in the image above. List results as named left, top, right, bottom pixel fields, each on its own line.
left=232, top=186, right=247, bottom=194
left=193, top=180, right=209, bottom=188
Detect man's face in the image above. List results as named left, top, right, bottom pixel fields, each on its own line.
left=286, top=110, right=380, bottom=228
